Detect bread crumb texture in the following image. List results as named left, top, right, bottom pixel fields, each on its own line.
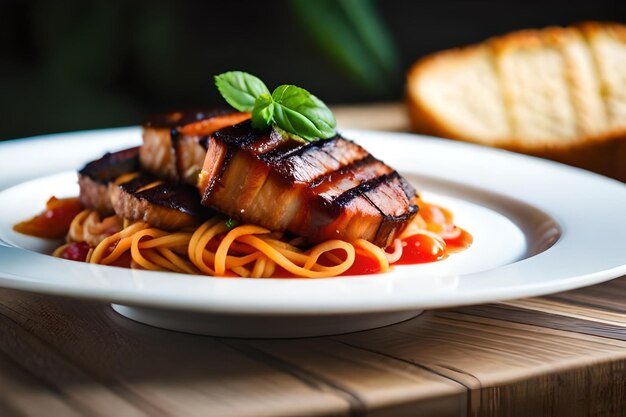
left=407, top=22, right=626, bottom=181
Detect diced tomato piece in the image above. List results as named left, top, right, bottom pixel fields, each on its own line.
left=13, top=197, right=83, bottom=239
left=60, top=242, right=91, bottom=262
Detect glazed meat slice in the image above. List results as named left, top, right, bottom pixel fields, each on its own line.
left=141, top=109, right=250, bottom=184
left=78, top=147, right=140, bottom=215
left=109, top=174, right=212, bottom=230
left=198, top=122, right=418, bottom=247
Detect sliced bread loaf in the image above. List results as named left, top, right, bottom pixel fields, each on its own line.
left=406, top=22, right=626, bottom=181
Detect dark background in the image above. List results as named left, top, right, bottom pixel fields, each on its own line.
left=1, top=0, right=625, bottom=140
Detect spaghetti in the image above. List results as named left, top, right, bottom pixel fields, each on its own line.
left=39, top=196, right=472, bottom=278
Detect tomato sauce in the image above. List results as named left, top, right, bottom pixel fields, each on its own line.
left=341, top=249, right=383, bottom=276
left=444, top=228, right=473, bottom=252
left=256, top=225, right=473, bottom=278
left=13, top=197, right=83, bottom=239
left=394, top=234, right=447, bottom=265
left=14, top=193, right=473, bottom=278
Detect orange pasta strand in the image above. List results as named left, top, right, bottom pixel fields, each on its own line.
left=49, top=195, right=470, bottom=278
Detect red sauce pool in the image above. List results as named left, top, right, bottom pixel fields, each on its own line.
left=341, top=249, right=384, bottom=276
left=393, top=234, right=447, bottom=265
left=13, top=197, right=83, bottom=239
left=444, top=228, right=473, bottom=252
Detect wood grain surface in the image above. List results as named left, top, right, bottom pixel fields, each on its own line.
left=0, top=277, right=624, bottom=417
left=0, top=104, right=624, bottom=416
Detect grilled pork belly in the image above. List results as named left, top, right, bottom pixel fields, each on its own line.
left=109, top=174, right=212, bottom=230
left=198, top=122, right=418, bottom=247
left=141, top=109, right=250, bottom=184
left=78, top=147, right=140, bottom=215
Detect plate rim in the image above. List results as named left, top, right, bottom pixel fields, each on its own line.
left=0, top=127, right=625, bottom=315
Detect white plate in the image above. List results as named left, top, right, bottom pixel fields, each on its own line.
left=0, top=128, right=625, bottom=337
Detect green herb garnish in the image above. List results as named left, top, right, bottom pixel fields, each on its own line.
left=214, top=71, right=336, bottom=141
left=224, top=218, right=238, bottom=229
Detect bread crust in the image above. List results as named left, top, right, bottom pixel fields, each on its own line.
left=406, top=45, right=500, bottom=142
left=406, top=22, right=626, bottom=181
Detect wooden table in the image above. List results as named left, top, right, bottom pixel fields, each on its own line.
left=0, top=104, right=624, bottom=417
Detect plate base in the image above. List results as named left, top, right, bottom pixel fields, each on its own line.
left=111, top=304, right=422, bottom=338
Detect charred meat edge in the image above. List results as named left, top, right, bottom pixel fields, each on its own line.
left=110, top=173, right=213, bottom=231
left=78, top=147, right=140, bottom=215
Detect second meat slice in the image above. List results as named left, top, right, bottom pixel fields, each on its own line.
left=198, top=121, right=419, bottom=247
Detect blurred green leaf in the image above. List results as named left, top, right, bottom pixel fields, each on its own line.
left=336, top=0, right=398, bottom=77
left=290, top=0, right=399, bottom=93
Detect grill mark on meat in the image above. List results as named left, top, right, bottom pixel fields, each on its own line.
left=217, top=147, right=237, bottom=190
left=212, top=121, right=266, bottom=149
left=398, top=175, right=418, bottom=201
left=363, top=172, right=418, bottom=218
left=259, top=136, right=326, bottom=164
left=198, top=138, right=236, bottom=198
left=116, top=175, right=154, bottom=193
left=198, top=122, right=419, bottom=247
left=259, top=137, right=369, bottom=185
left=126, top=183, right=206, bottom=217
left=79, top=147, right=140, bottom=184
left=111, top=174, right=211, bottom=230
left=332, top=174, right=390, bottom=208
left=362, top=173, right=420, bottom=247
left=308, top=155, right=378, bottom=189
left=318, top=137, right=370, bottom=166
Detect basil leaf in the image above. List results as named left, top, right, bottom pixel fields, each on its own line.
left=214, top=71, right=270, bottom=112
left=271, top=85, right=336, bottom=141
left=213, top=72, right=337, bottom=141
left=251, top=93, right=274, bottom=130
